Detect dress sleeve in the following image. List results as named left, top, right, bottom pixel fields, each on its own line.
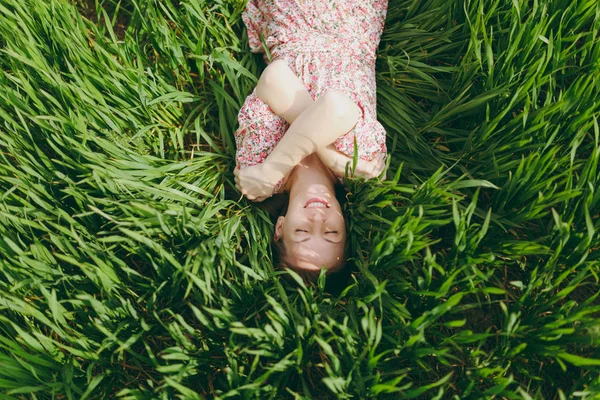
left=242, top=0, right=266, bottom=53
left=371, top=0, right=388, bottom=43
left=374, top=0, right=388, bottom=27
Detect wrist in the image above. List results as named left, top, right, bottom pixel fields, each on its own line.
left=262, top=152, right=296, bottom=179
left=317, top=148, right=349, bottom=174
left=259, top=159, right=287, bottom=184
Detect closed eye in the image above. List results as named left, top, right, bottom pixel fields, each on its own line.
left=325, top=231, right=338, bottom=234
left=295, top=229, right=308, bottom=233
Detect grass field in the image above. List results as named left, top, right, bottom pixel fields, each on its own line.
left=0, top=0, right=599, bottom=398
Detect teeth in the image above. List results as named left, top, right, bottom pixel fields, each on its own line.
left=307, top=202, right=327, bottom=208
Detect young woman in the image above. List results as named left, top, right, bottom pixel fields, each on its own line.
left=234, top=0, right=388, bottom=275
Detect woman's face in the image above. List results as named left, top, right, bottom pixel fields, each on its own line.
left=275, top=193, right=346, bottom=271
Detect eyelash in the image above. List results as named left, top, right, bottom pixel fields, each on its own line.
left=295, top=230, right=338, bottom=234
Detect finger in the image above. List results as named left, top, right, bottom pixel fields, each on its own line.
left=233, top=167, right=240, bottom=177
left=382, top=156, right=388, bottom=166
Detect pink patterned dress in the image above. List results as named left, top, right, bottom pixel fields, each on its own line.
left=235, top=0, right=388, bottom=192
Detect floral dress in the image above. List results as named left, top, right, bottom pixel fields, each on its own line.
left=235, top=0, right=388, bottom=192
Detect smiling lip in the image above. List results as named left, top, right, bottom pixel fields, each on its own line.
left=304, top=198, right=330, bottom=208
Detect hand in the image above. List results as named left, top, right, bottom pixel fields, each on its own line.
left=234, top=164, right=282, bottom=202
left=318, top=146, right=386, bottom=180
left=352, top=153, right=386, bottom=179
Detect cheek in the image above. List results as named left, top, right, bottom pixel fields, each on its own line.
left=282, top=215, right=302, bottom=236
left=286, top=210, right=308, bottom=226
left=334, top=217, right=346, bottom=231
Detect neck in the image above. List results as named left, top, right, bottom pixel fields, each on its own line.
left=288, top=154, right=336, bottom=198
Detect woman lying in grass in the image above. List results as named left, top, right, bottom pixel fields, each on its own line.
left=234, top=0, right=388, bottom=277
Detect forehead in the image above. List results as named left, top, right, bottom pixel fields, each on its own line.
left=285, top=239, right=344, bottom=270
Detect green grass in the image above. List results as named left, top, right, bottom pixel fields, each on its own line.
left=0, top=0, right=598, bottom=398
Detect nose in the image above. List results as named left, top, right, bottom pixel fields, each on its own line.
left=308, top=209, right=326, bottom=222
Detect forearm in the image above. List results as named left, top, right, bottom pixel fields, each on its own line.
left=316, top=145, right=353, bottom=173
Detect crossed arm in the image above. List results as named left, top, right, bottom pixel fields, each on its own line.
left=234, top=60, right=385, bottom=200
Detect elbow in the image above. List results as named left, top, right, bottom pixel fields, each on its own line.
left=256, top=59, right=291, bottom=97
left=320, top=91, right=361, bottom=129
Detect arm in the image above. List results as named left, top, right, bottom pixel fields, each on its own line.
left=261, top=89, right=361, bottom=176
left=256, top=60, right=383, bottom=177
left=235, top=90, right=360, bottom=200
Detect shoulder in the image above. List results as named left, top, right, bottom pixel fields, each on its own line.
left=373, top=0, right=388, bottom=12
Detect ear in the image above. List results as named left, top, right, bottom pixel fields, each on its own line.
left=274, top=216, right=285, bottom=241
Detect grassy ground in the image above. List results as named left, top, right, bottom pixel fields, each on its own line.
left=0, top=0, right=599, bottom=398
